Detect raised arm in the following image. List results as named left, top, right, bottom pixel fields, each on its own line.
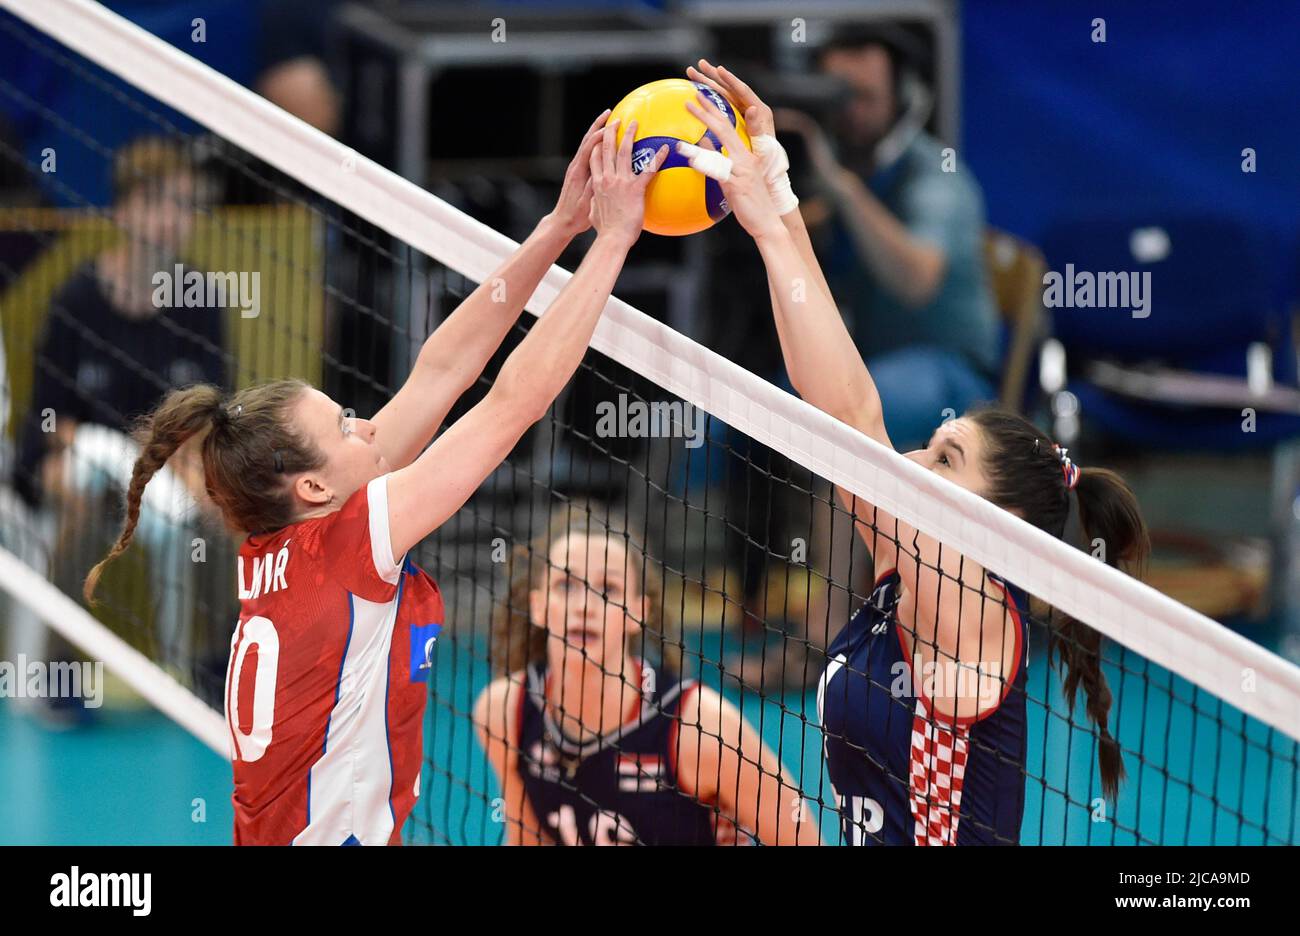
left=683, top=69, right=889, bottom=449
left=385, top=121, right=667, bottom=559
left=686, top=66, right=1012, bottom=709
left=371, top=110, right=611, bottom=470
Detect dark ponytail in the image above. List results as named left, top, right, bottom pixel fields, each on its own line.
left=84, top=383, right=223, bottom=605
left=1059, top=466, right=1149, bottom=802
left=968, top=408, right=1149, bottom=803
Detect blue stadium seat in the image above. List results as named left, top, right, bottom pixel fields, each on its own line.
left=1039, top=214, right=1300, bottom=449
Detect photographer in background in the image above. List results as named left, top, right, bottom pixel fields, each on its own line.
left=787, top=25, right=1000, bottom=451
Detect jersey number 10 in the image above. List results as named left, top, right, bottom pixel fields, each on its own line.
left=227, top=615, right=280, bottom=762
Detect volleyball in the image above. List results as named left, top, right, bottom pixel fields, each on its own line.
left=609, top=78, right=752, bottom=236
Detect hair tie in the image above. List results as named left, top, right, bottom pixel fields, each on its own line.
left=1053, top=444, right=1081, bottom=490
left=214, top=402, right=243, bottom=429
left=272, top=450, right=285, bottom=474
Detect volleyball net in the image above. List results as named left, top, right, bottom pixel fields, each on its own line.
left=0, top=0, right=1296, bottom=845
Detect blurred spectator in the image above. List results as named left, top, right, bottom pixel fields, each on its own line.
left=255, top=0, right=345, bottom=137
left=12, top=136, right=228, bottom=681
left=788, top=24, right=1000, bottom=450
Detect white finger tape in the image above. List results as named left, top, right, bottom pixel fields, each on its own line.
left=675, top=141, right=733, bottom=182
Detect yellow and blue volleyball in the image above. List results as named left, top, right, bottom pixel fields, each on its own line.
left=609, top=78, right=752, bottom=237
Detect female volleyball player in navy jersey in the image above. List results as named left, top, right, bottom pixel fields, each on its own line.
left=683, top=61, right=1149, bottom=845
left=474, top=506, right=820, bottom=845
left=84, top=113, right=672, bottom=845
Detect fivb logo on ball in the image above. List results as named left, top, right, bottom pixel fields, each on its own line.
left=696, top=83, right=728, bottom=114
left=632, top=146, right=657, bottom=174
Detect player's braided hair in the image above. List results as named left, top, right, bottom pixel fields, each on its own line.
left=84, top=379, right=324, bottom=605
left=492, top=501, right=671, bottom=677
left=968, top=406, right=1149, bottom=803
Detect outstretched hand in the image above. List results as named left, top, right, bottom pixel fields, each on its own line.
left=683, top=91, right=784, bottom=241
left=588, top=118, right=668, bottom=246
left=687, top=59, right=774, bottom=139
left=550, top=109, right=612, bottom=237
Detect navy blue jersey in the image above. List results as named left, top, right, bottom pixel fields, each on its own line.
left=515, top=661, right=718, bottom=846
left=817, top=568, right=1029, bottom=845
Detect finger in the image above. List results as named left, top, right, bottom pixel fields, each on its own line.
left=716, top=64, right=759, bottom=105
left=694, top=59, right=729, bottom=92
left=637, top=144, right=670, bottom=188
left=589, top=140, right=604, bottom=187
left=685, top=65, right=729, bottom=100
left=675, top=141, right=732, bottom=182
left=698, top=59, right=749, bottom=106
left=581, top=119, right=609, bottom=149
left=687, top=93, right=745, bottom=155
left=573, top=125, right=605, bottom=172
left=616, top=119, right=637, bottom=177
left=602, top=117, right=619, bottom=179
left=585, top=108, right=611, bottom=136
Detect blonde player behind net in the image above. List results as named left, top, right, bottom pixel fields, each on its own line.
left=474, top=504, right=821, bottom=845
left=84, top=113, right=669, bottom=845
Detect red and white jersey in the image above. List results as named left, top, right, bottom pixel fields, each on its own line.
left=224, top=474, right=444, bottom=845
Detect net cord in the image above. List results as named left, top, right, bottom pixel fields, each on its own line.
left=1, top=0, right=1297, bottom=740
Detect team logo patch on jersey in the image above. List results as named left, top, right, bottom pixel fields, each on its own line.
left=409, top=622, right=442, bottom=682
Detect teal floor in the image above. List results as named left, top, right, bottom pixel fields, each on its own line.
left=4, top=626, right=1296, bottom=846
left=0, top=703, right=232, bottom=844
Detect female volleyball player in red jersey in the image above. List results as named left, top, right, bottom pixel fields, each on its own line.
left=474, top=506, right=821, bottom=846
left=84, top=113, right=671, bottom=845
left=682, top=61, right=1149, bottom=844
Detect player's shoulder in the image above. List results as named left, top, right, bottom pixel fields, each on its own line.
left=317, top=476, right=381, bottom=535
left=301, top=476, right=397, bottom=573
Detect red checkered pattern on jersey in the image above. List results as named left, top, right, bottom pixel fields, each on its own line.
left=909, top=698, right=970, bottom=846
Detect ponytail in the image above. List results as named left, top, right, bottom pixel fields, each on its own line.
left=969, top=408, right=1150, bottom=804
left=83, top=383, right=224, bottom=605
left=1050, top=466, right=1150, bottom=803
